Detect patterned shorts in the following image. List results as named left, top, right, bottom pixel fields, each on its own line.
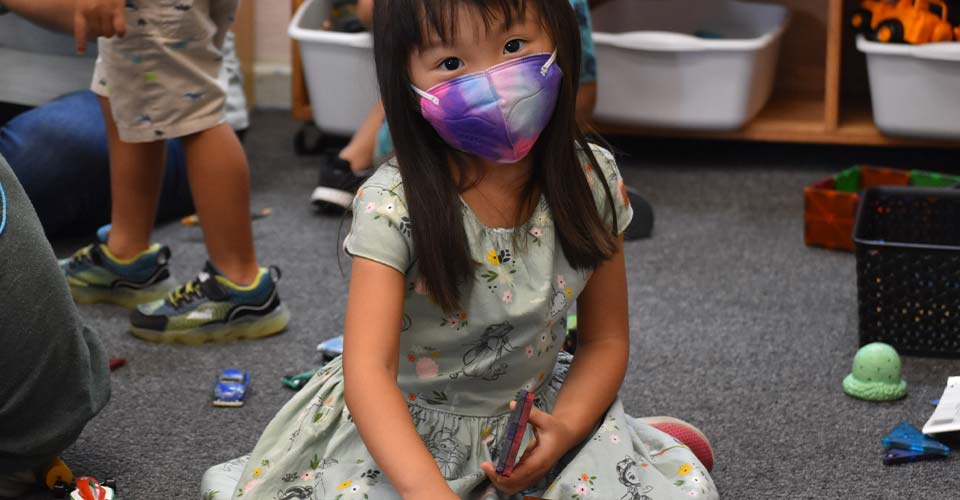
left=91, top=0, right=239, bottom=143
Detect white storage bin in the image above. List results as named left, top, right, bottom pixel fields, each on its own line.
left=289, top=0, right=377, bottom=135
left=591, top=0, right=789, bottom=130
left=0, top=16, right=97, bottom=106
left=857, top=36, right=960, bottom=140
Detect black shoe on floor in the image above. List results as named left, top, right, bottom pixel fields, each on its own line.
left=311, top=152, right=368, bottom=214
left=624, top=186, right=654, bottom=241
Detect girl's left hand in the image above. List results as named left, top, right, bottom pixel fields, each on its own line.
left=479, top=401, right=575, bottom=495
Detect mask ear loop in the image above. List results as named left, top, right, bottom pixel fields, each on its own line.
left=540, top=50, right=558, bottom=77
left=414, top=50, right=557, bottom=105
left=412, top=85, right=440, bottom=106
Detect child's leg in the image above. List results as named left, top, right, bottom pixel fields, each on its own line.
left=338, top=101, right=385, bottom=172
left=641, top=416, right=714, bottom=471
left=56, top=94, right=178, bottom=308
left=181, top=122, right=258, bottom=286
left=200, top=456, right=249, bottom=500
left=99, top=97, right=167, bottom=260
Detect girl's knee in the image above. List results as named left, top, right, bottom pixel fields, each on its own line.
left=200, top=456, right=249, bottom=500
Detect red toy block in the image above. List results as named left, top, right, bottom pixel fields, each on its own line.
left=804, top=166, right=910, bottom=251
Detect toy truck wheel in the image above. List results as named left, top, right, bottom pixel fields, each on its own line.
left=43, top=458, right=73, bottom=490
left=51, top=481, right=69, bottom=498
left=874, top=19, right=905, bottom=43
left=851, top=9, right=872, bottom=33
left=103, top=479, right=117, bottom=493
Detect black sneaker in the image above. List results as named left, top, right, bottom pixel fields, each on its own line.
left=310, top=152, right=368, bottom=214
left=624, top=186, right=655, bottom=241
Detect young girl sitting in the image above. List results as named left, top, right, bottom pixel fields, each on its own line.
left=202, top=0, right=716, bottom=498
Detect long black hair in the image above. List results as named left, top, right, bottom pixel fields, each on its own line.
left=373, top=0, right=619, bottom=312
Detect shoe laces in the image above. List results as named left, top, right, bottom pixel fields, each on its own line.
left=70, top=245, right=96, bottom=266
left=168, top=276, right=206, bottom=308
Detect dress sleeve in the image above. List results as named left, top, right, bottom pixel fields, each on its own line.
left=582, top=144, right=634, bottom=235
left=343, top=169, right=415, bottom=274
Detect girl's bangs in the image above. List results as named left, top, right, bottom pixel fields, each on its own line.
left=413, top=0, right=530, bottom=47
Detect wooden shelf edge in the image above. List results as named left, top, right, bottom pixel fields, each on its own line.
left=291, top=0, right=312, bottom=122
left=595, top=121, right=960, bottom=148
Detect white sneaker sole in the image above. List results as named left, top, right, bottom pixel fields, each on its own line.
left=129, top=304, right=290, bottom=345
left=69, top=276, right=178, bottom=310
left=311, top=186, right=355, bottom=210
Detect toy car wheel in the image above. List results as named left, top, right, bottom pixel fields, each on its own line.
left=851, top=9, right=872, bottom=33
left=103, top=479, right=117, bottom=493
left=52, top=481, right=69, bottom=499
left=874, top=19, right=904, bottom=43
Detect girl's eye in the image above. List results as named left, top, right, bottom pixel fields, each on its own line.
left=503, top=39, right=525, bottom=54
left=440, top=57, right=463, bottom=71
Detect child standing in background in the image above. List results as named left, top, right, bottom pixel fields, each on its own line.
left=203, top=0, right=715, bottom=498
left=62, top=0, right=289, bottom=343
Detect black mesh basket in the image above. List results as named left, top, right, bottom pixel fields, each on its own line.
left=854, top=186, right=960, bottom=357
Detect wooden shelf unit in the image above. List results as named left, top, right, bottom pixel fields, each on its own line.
left=290, top=0, right=959, bottom=147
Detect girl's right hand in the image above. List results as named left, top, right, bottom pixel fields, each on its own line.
left=479, top=402, right=575, bottom=496
left=74, top=0, right=126, bottom=53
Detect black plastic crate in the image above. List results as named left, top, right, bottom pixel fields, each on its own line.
left=854, top=186, right=960, bottom=357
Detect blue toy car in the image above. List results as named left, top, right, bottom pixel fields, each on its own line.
left=316, top=336, right=344, bottom=359
left=213, top=369, right=250, bottom=407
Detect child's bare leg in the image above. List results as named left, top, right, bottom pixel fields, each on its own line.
left=100, top=96, right=167, bottom=260
left=181, top=122, right=259, bottom=286
left=576, top=82, right=598, bottom=129
left=338, top=100, right=385, bottom=172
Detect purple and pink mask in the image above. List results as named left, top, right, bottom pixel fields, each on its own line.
left=413, top=51, right=562, bottom=164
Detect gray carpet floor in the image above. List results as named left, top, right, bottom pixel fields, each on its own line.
left=27, top=111, right=960, bottom=499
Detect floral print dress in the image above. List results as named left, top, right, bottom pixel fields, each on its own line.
left=200, top=145, right=718, bottom=500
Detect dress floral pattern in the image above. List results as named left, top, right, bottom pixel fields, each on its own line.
left=200, top=145, right=717, bottom=500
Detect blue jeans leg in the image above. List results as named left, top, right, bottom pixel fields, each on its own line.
left=0, top=91, right=194, bottom=238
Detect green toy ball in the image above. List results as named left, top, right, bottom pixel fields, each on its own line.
left=843, top=342, right=907, bottom=401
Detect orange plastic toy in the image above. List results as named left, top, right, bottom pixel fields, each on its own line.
left=804, top=166, right=910, bottom=251
left=851, top=0, right=960, bottom=44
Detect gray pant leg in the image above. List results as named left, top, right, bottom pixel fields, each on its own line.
left=0, top=154, right=110, bottom=474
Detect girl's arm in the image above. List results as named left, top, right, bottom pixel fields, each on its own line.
left=342, top=257, right=459, bottom=500
left=550, top=236, right=630, bottom=444
left=480, top=237, right=629, bottom=495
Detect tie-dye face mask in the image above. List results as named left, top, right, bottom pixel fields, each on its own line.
left=412, top=51, right=562, bottom=163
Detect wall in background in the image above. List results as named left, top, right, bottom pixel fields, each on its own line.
left=254, top=0, right=291, bottom=64
left=252, top=0, right=293, bottom=109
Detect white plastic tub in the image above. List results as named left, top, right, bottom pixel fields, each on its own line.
left=0, top=16, right=97, bottom=106
left=289, top=0, right=377, bottom=135
left=857, top=36, right=960, bottom=140
left=590, top=0, right=789, bottom=131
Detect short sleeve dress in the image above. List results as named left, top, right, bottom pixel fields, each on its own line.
left=202, top=145, right=718, bottom=500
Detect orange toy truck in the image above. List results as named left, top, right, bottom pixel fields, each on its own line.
left=852, top=0, right=960, bottom=44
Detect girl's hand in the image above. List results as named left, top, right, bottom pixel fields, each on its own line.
left=74, top=0, right=126, bottom=54
left=479, top=401, right=574, bottom=496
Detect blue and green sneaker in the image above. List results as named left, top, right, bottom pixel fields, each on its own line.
left=129, top=263, right=290, bottom=344
left=60, top=243, right=178, bottom=308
